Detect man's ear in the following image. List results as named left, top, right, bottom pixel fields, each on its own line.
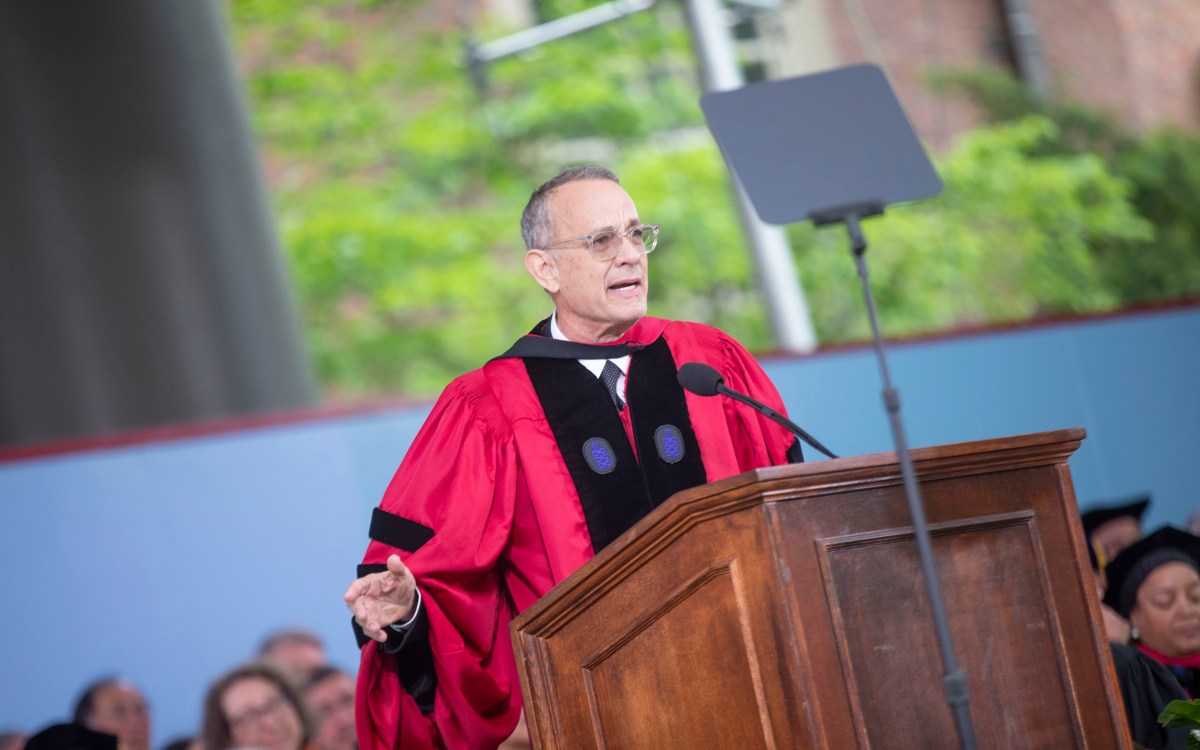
left=525, top=249, right=560, bottom=294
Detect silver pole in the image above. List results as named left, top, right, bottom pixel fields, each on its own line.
left=471, top=0, right=658, bottom=62
left=1000, top=0, right=1051, bottom=98
left=682, top=0, right=817, bottom=351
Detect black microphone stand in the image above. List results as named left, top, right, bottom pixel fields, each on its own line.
left=814, top=205, right=979, bottom=750
left=700, top=64, right=976, bottom=748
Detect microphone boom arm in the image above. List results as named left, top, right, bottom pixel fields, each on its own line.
left=715, top=383, right=838, bottom=459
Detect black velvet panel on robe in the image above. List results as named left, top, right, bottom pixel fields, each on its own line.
left=524, top=337, right=708, bottom=552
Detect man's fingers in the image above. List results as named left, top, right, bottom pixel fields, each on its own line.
left=344, top=561, right=400, bottom=604
left=344, top=555, right=415, bottom=633
left=344, top=577, right=367, bottom=605
left=346, top=557, right=407, bottom=593
left=351, top=599, right=389, bottom=642
left=386, top=553, right=409, bottom=578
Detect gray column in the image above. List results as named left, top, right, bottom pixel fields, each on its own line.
left=683, top=0, right=817, bottom=352
left=0, top=0, right=316, bottom=446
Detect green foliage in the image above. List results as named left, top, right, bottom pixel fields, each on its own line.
left=226, top=3, right=1200, bottom=398
left=791, top=116, right=1152, bottom=341
left=279, top=184, right=547, bottom=395
left=928, top=67, right=1200, bottom=308
left=620, top=144, right=771, bottom=347
left=1158, top=699, right=1200, bottom=749
left=483, top=7, right=702, bottom=141
left=1104, top=128, right=1200, bottom=302
left=927, top=68, right=1125, bottom=154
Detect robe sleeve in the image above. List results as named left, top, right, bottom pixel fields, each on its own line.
left=1109, top=643, right=1191, bottom=750
left=707, top=326, right=802, bottom=468
left=355, top=373, right=523, bottom=750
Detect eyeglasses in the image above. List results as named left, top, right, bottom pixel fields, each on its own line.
left=227, top=693, right=288, bottom=731
left=544, top=223, right=659, bottom=261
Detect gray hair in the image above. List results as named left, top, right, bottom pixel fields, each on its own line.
left=520, top=165, right=620, bottom=250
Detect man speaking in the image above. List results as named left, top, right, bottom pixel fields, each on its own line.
left=345, top=165, right=805, bottom=749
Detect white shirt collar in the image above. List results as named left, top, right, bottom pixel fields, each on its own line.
left=550, top=311, right=630, bottom=377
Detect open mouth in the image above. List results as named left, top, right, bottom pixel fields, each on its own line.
left=609, top=279, right=641, bottom=292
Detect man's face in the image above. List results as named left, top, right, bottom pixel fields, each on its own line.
left=307, top=672, right=357, bottom=750
left=528, top=179, right=649, bottom=343
left=86, top=683, right=150, bottom=750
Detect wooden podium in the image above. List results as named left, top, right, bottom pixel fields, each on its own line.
left=511, top=429, right=1130, bottom=748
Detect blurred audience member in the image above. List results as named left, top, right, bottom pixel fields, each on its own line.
left=304, top=667, right=354, bottom=750
left=1086, top=528, right=1132, bottom=644
left=1104, top=526, right=1200, bottom=697
left=259, top=629, right=326, bottom=686
left=201, top=662, right=312, bottom=750
left=24, top=724, right=115, bottom=750
left=1082, top=495, right=1150, bottom=565
left=0, top=731, right=27, bottom=750
left=1185, top=509, right=1200, bottom=538
left=1109, top=642, right=1190, bottom=750
left=73, top=679, right=151, bottom=750
left=156, top=737, right=199, bottom=750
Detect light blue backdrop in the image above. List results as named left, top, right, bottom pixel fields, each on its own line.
left=2, top=304, right=1197, bottom=743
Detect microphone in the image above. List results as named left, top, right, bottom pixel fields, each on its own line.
left=677, top=362, right=838, bottom=460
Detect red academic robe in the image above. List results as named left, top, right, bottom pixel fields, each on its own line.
left=355, top=317, right=799, bottom=750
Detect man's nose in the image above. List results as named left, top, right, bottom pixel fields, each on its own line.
left=614, top=233, right=644, bottom=263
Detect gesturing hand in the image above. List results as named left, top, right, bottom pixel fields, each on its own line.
left=344, top=554, right=418, bottom=643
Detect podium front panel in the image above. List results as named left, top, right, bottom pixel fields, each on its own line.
left=518, top=510, right=812, bottom=749
left=818, top=514, right=1076, bottom=746
left=770, top=461, right=1124, bottom=748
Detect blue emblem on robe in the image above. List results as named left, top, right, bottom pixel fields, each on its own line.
left=583, top=437, right=617, bottom=474
left=654, top=424, right=685, bottom=464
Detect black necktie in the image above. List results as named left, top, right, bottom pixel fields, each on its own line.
left=600, top=360, right=625, bottom=411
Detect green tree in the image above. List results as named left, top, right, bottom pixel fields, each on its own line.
left=791, top=116, right=1153, bottom=341
left=929, top=67, right=1200, bottom=308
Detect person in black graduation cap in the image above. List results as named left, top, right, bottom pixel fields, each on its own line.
left=1083, top=497, right=1150, bottom=644
left=1088, top=536, right=1132, bottom=644
left=1082, top=495, right=1151, bottom=566
left=1104, top=526, right=1200, bottom=697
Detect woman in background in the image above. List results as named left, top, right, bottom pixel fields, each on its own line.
left=201, top=662, right=312, bottom=750
left=1104, top=526, right=1200, bottom=697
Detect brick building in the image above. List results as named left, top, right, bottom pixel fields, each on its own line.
left=769, top=0, right=1200, bottom=150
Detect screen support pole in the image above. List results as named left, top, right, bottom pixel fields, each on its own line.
left=818, top=208, right=980, bottom=750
